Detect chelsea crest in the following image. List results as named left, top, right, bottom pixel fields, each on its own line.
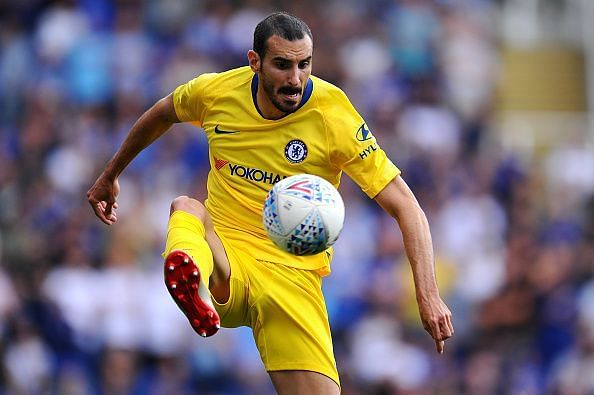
left=284, top=140, right=308, bottom=164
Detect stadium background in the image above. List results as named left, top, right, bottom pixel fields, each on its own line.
left=0, top=0, right=593, bottom=394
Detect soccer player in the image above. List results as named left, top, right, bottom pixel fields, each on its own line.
left=87, top=12, right=453, bottom=395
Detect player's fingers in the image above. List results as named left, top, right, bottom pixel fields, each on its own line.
left=423, top=321, right=441, bottom=340
left=88, top=198, right=115, bottom=225
left=105, top=201, right=113, bottom=216
left=426, top=318, right=450, bottom=342
left=107, top=210, right=118, bottom=223
left=446, top=313, right=454, bottom=336
left=91, top=201, right=112, bottom=225
left=436, top=340, right=445, bottom=354
left=440, top=317, right=453, bottom=339
left=424, top=318, right=440, bottom=337
left=104, top=197, right=118, bottom=216
left=97, top=202, right=107, bottom=212
left=104, top=205, right=117, bottom=225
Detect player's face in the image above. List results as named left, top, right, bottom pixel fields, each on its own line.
left=249, top=34, right=313, bottom=119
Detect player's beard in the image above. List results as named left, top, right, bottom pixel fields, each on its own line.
left=260, top=71, right=302, bottom=115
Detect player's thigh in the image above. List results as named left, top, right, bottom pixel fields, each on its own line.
left=203, top=220, right=232, bottom=302
left=250, top=263, right=339, bottom=387
left=210, top=239, right=251, bottom=329
left=269, top=370, right=340, bottom=395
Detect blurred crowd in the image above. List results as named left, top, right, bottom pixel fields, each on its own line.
left=1, top=0, right=593, bottom=394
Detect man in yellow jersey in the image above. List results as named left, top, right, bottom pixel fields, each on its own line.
left=87, top=12, right=453, bottom=394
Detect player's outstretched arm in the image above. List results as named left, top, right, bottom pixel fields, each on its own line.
left=374, top=176, right=454, bottom=354
left=87, top=93, right=180, bottom=225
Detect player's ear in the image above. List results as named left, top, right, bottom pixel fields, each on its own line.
left=247, top=50, right=260, bottom=72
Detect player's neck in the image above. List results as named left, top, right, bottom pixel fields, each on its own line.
left=256, top=89, right=287, bottom=120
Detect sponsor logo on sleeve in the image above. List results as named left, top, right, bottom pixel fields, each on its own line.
left=359, top=143, right=378, bottom=160
left=356, top=123, right=373, bottom=142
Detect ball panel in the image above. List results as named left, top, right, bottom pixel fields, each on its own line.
left=276, top=193, right=314, bottom=235
left=262, top=186, right=284, bottom=236
left=317, top=203, right=345, bottom=246
left=286, top=207, right=328, bottom=255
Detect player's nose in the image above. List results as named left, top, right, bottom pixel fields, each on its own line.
left=287, top=66, right=301, bottom=87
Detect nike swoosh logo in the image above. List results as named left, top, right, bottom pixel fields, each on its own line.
left=214, top=125, right=240, bottom=134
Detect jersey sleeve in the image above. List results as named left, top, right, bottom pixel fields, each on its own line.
left=172, top=73, right=218, bottom=124
left=325, top=88, right=401, bottom=198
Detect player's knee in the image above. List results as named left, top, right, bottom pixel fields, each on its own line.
left=170, top=196, right=208, bottom=222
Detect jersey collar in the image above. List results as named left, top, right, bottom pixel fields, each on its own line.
left=251, top=74, right=314, bottom=119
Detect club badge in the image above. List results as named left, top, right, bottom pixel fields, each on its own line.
left=284, top=139, right=308, bottom=164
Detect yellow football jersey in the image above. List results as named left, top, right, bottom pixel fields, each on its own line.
left=173, top=66, right=400, bottom=275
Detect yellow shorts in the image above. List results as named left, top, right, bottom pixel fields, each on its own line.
left=213, top=234, right=339, bottom=386
left=163, top=210, right=338, bottom=385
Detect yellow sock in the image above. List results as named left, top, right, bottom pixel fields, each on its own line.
left=162, top=210, right=214, bottom=289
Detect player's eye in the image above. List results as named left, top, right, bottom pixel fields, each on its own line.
left=299, top=61, right=310, bottom=69
left=275, top=62, right=290, bottom=70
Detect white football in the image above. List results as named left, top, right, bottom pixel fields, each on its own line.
left=262, top=174, right=345, bottom=256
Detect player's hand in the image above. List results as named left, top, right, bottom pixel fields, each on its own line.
left=87, top=175, right=120, bottom=225
left=418, top=295, right=454, bottom=354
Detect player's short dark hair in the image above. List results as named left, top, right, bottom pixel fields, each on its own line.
left=253, top=12, right=313, bottom=60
